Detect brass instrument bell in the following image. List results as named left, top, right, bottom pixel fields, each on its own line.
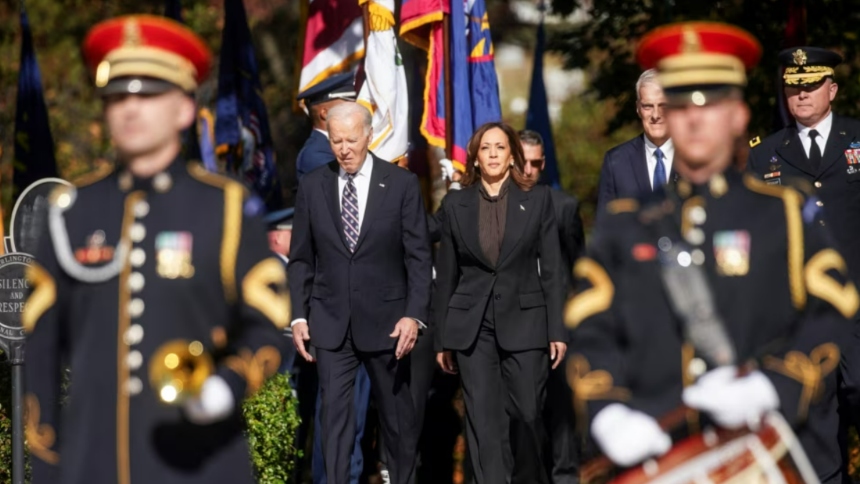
left=148, top=339, right=214, bottom=405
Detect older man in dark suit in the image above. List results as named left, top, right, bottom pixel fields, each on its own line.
left=596, top=69, right=674, bottom=218
left=289, top=102, right=432, bottom=484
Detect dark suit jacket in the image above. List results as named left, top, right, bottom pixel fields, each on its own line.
left=433, top=182, right=564, bottom=352
left=288, top=155, right=433, bottom=352
left=296, top=129, right=335, bottom=180
left=597, top=134, right=678, bottom=217
left=550, top=189, right=584, bottom=293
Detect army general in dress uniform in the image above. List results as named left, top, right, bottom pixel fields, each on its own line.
left=567, top=23, right=859, bottom=483
left=22, top=15, right=291, bottom=484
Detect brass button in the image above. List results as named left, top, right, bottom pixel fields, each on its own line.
left=125, top=377, right=143, bottom=396
left=816, top=200, right=824, bottom=207
left=688, top=358, right=707, bottom=378
left=126, top=350, right=143, bottom=370
left=819, top=220, right=826, bottom=227
left=130, top=248, right=146, bottom=267
left=130, top=223, right=146, bottom=243
left=134, top=200, right=150, bottom=218
left=124, top=325, right=144, bottom=345
left=814, top=181, right=822, bottom=188
left=129, top=272, right=145, bottom=293
left=129, top=299, right=145, bottom=319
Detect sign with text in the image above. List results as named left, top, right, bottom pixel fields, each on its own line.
left=10, top=177, right=71, bottom=255
left=0, top=253, right=32, bottom=354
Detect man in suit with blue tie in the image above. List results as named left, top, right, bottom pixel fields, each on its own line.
left=289, top=102, right=432, bottom=484
left=596, top=69, right=674, bottom=217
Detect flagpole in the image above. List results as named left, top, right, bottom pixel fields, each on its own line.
left=442, top=11, right=454, bottom=160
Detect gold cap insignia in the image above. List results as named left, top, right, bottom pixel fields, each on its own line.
left=792, top=48, right=807, bottom=66
left=681, top=27, right=702, bottom=53
left=122, top=18, right=142, bottom=47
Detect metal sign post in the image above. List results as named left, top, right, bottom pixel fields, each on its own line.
left=0, top=253, right=33, bottom=484
left=0, top=178, right=71, bottom=484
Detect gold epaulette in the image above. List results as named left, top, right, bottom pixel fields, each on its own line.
left=71, top=163, right=114, bottom=188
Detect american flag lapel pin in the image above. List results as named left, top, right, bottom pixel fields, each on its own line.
left=379, top=183, right=385, bottom=188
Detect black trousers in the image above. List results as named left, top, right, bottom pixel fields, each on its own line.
left=544, top=363, right=580, bottom=483
left=456, top=317, right=550, bottom=484
left=316, top=328, right=418, bottom=484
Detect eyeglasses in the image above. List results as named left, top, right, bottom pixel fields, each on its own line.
left=525, top=159, right=544, bottom=168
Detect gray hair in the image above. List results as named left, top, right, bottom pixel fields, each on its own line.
left=518, top=129, right=544, bottom=148
left=326, top=102, right=372, bottom=135
left=635, top=69, right=661, bottom=101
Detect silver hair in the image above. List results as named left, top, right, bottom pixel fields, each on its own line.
left=635, top=69, right=661, bottom=101
left=326, top=102, right=372, bottom=135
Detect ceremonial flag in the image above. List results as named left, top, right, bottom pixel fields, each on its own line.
left=357, top=0, right=409, bottom=162
left=215, top=0, right=281, bottom=209
left=164, top=0, right=183, bottom=22
left=401, top=0, right=501, bottom=171
left=299, top=0, right=365, bottom=95
left=525, top=18, right=560, bottom=189
left=14, top=6, right=57, bottom=204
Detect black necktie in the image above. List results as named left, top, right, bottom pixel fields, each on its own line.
left=809, top=129, right=822, bottom=172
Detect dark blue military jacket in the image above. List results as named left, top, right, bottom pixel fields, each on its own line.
left=23, top=158, right=291, bottom=484
left=296, top=129, right=335, bottom=180
left=568, top=170, right=858, bottom=482
left=748, top=114, right=860, bottom=288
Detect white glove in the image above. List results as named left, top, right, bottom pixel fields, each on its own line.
left=183, top=375, right=235, bottom=425
left=682, top=366, right=779, bottom=429
left=439, top=158, right=455, bottom=181
left=591, top=403, right=672, bottom=467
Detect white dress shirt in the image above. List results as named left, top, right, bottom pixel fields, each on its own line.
left=644, top=137, right=674, bottom=190
left=337, top=153, right=374, bottom=233
left=797, top=111, right=832, bottom=157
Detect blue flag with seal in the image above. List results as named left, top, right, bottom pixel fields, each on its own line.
left=525, top=15, right=560, bottom=189
left=215, top=0, right=281, bottom=210
left=14, top=7, right=58, bottom=196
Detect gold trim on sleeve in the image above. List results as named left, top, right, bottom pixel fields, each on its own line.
left=567, top=354, right=630, bottom=434
left=221, top=183, right=243, bottom=304
left=805, top=248, right=860, bottom=319
left=25, top=394, right=59, bottom=465
left=224, top=346, right=282, bottom=396
left=743, top=175, right=805, bottom=310
left=606, top=199, right=639, bottom=215
left=242, top=258, right=291, bottom=328
left=565, top=258, right=614, bottom=329
left=763, top=343, right=839, bottom=421
left=23, top=263, right=56, bottom=333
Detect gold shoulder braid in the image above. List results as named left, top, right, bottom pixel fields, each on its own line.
left=567, top=354, right=631, bottom=435
left=804, top=248, right=860, bottom=319
left=565, top=258, right=614, bottom=329
left=763, top=343, right=840, bottom=421
left=25, top=394, right=60, bottom=465
left=224, top=346, right=281, bottom=396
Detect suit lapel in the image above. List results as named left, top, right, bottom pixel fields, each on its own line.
left=321, top=163, right=351, bottom=253
left=629, top=135, right=651, bottom=194
left=776, top=128, right=816, bottom=177
left=455, top=186, right=493, bottom=269
left=497, top=183, right=532, bottom=267
left=353, top=157, right=390, bottom=253
left=821, top=116, right=855, bottom=175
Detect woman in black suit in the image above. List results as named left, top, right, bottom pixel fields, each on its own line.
left=434, top=122, right=566, bottom=483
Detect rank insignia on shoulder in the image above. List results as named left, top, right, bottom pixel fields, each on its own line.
left=714, top=230, right=750, bottom=277
left=749, top=136, right=761, bottom=148
left=74, top=230, right=115, bottom=265
left=156, top=231, right=194, bottom=279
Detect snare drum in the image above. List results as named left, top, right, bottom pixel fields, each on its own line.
left=582, top=412, right=819, bottom=484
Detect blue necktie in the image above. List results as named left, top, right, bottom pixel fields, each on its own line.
left=653, top=147, right=666, bottom=191
left=342, top=174, right=360, bottom=252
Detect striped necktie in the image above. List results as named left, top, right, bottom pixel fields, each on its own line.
left=342, top=173, right=360, bottom=252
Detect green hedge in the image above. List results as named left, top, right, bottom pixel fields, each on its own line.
left=0, top=356, right=300, bottom=484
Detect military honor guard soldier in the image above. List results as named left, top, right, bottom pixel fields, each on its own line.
left=296, top=72, right=359, bottom=180
left=23, top=15, right=291, bottom=484
left=567, top=22, right=859, bottom=483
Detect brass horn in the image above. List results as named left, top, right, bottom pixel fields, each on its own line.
left=148, top=339, right=214, bottom=405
